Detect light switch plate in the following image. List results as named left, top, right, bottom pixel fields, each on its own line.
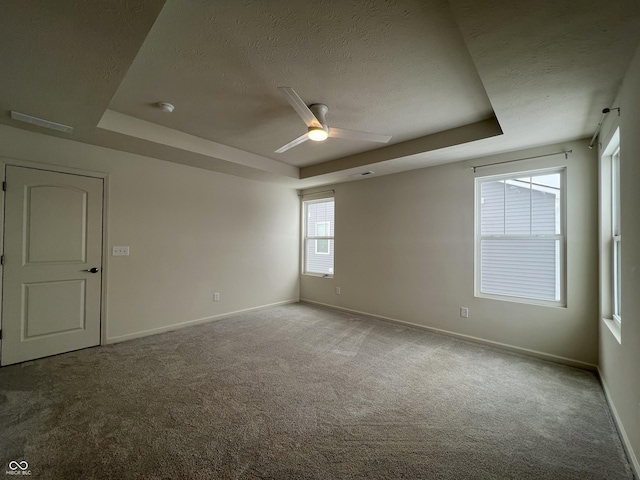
left=112, top=246, right=129, bottom=256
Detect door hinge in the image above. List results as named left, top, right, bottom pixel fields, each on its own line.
left=1, top=254, right=3, bottom=266
left=0, top=330, right=2, bottom=340
left=2, top=181, right=6, bottom=191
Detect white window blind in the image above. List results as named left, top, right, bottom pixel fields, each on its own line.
left=476, top=170, right=565, bottom=305
left=304, top=199, right=334, bottom=275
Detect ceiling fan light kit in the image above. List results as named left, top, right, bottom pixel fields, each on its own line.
left=275, top=87, right=391, bottom=153
left=308, top=126, right=329, bottom=141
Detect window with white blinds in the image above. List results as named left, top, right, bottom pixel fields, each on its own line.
left=611, top=147, right=622, bottom=323
left=303, top=198, right=334, bottom=276
left=476, top=169, right=565, bottom=305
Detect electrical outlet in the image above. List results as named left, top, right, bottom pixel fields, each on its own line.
left=214, top=293, right=220, bottom=302
left=460, top=307, right=469, bottom=318
left=336, top=287, right=341, bottom=295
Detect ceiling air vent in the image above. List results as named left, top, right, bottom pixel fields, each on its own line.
left=349, top=171, right=375, bottom=178
left=10, top=111, right=74, bottom=133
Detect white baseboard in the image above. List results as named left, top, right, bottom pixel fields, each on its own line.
left=300, top=299, right=597, bottom=371
left=105, top=299, right=298, bottom=344
left=598, top=369, right=640, bottom=478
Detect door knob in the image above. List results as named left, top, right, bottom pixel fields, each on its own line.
left=83, top=267, right=100, bottom=273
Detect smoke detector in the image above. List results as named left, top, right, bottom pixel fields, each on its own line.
left=157, top=102, right=175, bottom=113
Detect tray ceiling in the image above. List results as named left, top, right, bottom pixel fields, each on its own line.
left=1, top=0, right=639, bottom=188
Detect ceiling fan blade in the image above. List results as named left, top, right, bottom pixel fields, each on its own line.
left=275, top=132, right=309, bottom=153
left=329, top=127, right=392, bottom=144
left=278, top=87, right=322, bottom=128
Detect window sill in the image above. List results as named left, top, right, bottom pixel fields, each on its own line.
left=602, top=317, right=622, bottom=344
left=302, top=273, right=334, bottom=279
left=475, top=292, right=565, bottom=309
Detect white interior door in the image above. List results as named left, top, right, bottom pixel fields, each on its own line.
left=1, top=166, right=103, bottom=365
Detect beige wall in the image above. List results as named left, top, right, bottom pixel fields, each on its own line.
left=599, top=43, right=640, bottom=473
left=301, top=139, right=599, bottom=366
left=0, top=125, right=300, bottom=341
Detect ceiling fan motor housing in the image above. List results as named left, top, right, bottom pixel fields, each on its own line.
left=309, top=103, right=329, bottom=131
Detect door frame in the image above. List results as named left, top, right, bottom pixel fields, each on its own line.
left=0, top=157, right=111, bottom=357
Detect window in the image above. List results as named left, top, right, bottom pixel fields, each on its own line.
left=303, top=198, right=334, bottom=275
left=605, top=140, right=622, bottom=323
left=600, top=129, right=622, bottom=339
left=475, top=169, right=565, bottom=305
left=611, top=144, right=622, bottom=323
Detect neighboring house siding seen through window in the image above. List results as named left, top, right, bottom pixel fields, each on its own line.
left=304, top=199, right=334, bottom=275
left=476, top=169, right=565, bottom=305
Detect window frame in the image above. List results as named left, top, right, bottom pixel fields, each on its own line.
left=302, top=197, right=335, bottom=277
left=599, top=128, right=622, bottom=342
left=474, top=167, right=567, bottom=307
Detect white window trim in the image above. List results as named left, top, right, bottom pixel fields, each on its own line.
left=603, top=317, right=622, bottom=344
left=474, top=167, right=567, bottom=307
left=599, top=128, right=621, bottom=343
left=302, top=197, right=334, bottom=277
left=599, top=128, right=621, bottom=337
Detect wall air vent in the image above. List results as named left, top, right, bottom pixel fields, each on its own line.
left=10, top=111, right=74, bottom=133
left=349, top=171, right=375, bottom=178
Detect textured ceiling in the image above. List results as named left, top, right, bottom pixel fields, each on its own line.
left=1, top=0, right=639, bottom=188
left=109, top=0, right=494, bottom=167
left=0, top=0, right=165, bottom=135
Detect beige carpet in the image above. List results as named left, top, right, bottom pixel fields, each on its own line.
left=0, top=303, right=633, bottom=479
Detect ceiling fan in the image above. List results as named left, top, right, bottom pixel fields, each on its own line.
left=275, top=87, right=392, bottom=153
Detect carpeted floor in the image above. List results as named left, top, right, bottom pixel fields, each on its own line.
left=0, top=303, right=634, bottom=479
